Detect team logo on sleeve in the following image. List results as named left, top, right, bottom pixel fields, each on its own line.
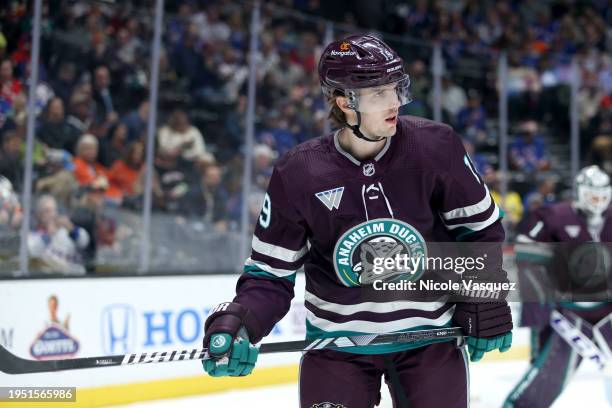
left=333, top=218, right=427, bottom=287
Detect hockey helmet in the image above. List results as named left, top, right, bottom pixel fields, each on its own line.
left=318, top=35, right=411, bottom=113
left=574, top=165, right=611, bottom=217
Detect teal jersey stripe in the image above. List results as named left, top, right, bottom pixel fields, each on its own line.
left=514, top=252, right=552, bottom=264
left=305, top=319, right=455, bottom=355
left=244, top=265, right=296, bottom=283
left=558, top=301, right=607, bottom=310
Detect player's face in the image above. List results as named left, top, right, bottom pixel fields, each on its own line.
left=361, top=98, right=399, bottom=137
left=350, top=82, right=403, bottom=138
left=358, top=105, right=399, bottom=138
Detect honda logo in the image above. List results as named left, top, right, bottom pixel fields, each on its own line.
left=101, top=305, right=136, bottom=354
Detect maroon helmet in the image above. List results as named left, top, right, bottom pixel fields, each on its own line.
left=318, top=34, right=411, bottom=113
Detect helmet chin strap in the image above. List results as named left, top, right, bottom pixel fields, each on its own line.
left=344, top=111, right=385, bottom=142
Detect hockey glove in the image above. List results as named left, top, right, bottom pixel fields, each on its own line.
left=202, top=302, right=260, bottom=377
left=453, top=302, right=513, bottom=362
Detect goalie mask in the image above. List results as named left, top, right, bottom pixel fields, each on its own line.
left=574, top=165, right=611, bottom=217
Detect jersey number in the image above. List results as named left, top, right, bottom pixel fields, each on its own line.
left=464, top=154, right=481, bottom=184
left=528, top=220, right=544, bottom=238
left=259, top=193, right=271, bottom=229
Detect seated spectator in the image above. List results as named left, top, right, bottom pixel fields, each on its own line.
left=462, top=138, right=492, bottom=176
left=108, top=141, right=145, bottom=205
left=0, top=130, right=22, bottom=190
left=99, top=122, right=128, bottom=167
left=37, top=97, right=80, bottom=153
left=73, top=134, right=108, bottom=187
left=257, top=110, right=298, bottom=156
left=66, top=91, right=94, bottom=145
left=253, top=144, right=276, bottom=190
left=35, top=148, right=78, bottom=210
left=509, top=120, right=550, bottom=173
left=0, top=59, right=22, bottom=111
left=456, top=89, right=487, bottom=145
left=522, top=175, right=557, bottom=214
left=153, top=149, right=194, bottom=213
left=92, top=65, right=117, bottom=125
left=428, top=76, right=467, bottom=125
left=200, top=164, right=228, bottom=230
left=28, top=194, right=90, bottom=275
left=158, top=109, right=214, bottom=164
left=122, top=99, right=148, bottom=142
left=0, top=175, right=22, bottom=230
left=592, top=135, right=612, bottom=175
left=73, top=134, right=120, bottom=200
left=70, top=178, right=116, bottom=273
left=50, top=61, right=77, bottom=106
left=183, top=164, right=229, bottom=231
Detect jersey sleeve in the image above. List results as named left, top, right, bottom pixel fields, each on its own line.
left=233, top=165, right=309, bottom=344
left=434, top=129, right=507, bottom=294
left=436, top=129, right=504, bottom=243
left=514, top=207, right=554, bottom=264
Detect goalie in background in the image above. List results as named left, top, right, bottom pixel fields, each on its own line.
left=505, top=165, right=612, bottom=407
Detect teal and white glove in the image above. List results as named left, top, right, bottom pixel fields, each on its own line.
left=203, top=329, right=259, bottom=377
left=465, top=332, right=512, bottom=362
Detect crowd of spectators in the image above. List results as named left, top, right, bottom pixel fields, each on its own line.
left=0, top=0, right=610, bottom=273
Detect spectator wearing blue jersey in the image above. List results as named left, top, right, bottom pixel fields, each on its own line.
left=509, top=120, right=550, bottom=173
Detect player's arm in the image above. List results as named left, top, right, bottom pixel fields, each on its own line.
left=202, top=165, right=309, bottom=377
left=514, top=208, right=557, bottom=329
left=435, top=129, right=513, bottom=362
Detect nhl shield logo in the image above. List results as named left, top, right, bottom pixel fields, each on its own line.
left=363, top=163, right=375, bottom=176
left=565, top=225, right=581, bottom=238
left=333, top=218, right=427, bottom=287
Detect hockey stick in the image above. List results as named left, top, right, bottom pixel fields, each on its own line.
left=550, top=310, right=610, bottom=371
left=550, top=310, right=612, bottom=405
left=0, top=326, right=463, bottom=374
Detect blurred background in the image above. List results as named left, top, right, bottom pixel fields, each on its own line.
left=0, top=1, right=611, bottom=407
left=0, top=0, right=610, bottom=277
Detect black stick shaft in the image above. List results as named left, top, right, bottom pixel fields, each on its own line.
left=0, top=327, right=463, bottom=374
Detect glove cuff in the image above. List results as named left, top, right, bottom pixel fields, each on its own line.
left=453, top=301, right=513, bottom=338
left=203, top=302, right=262, bottom=347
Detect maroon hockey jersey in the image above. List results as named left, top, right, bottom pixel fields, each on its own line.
left=515, top=202, right=612, bottom=309
left=234, top=115, right=505, bottom=353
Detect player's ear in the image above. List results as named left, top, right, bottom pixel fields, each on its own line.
left=335, top=96, right=351, bottom=115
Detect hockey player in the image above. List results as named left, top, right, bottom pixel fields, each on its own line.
left=505, top=165, right=612, bottom=407
left=202, top=35, right=513, bottom=407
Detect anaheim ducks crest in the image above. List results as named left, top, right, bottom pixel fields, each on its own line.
left=333, top=218, right=427, bottom=287
left=311, top=403, right=345, bottom=408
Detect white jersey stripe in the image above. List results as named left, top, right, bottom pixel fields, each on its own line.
left=444, top=203, right=500, bottom=231
left=305, top=290, right=446, bottom=315
left=441, top=184, right=492, bottom=221
left=306, top=306, right=455, bottom=334
left=251, top=235, right=308, bottom=263
left=244, top=257, right=296, bottom=277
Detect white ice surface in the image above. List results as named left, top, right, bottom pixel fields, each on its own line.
left=118, top=359, right=611, bottom=407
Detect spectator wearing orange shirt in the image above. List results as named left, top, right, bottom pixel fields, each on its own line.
left=108, top=141, right=145, bottom=205
left=73, top=134, right=121, bottom=200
